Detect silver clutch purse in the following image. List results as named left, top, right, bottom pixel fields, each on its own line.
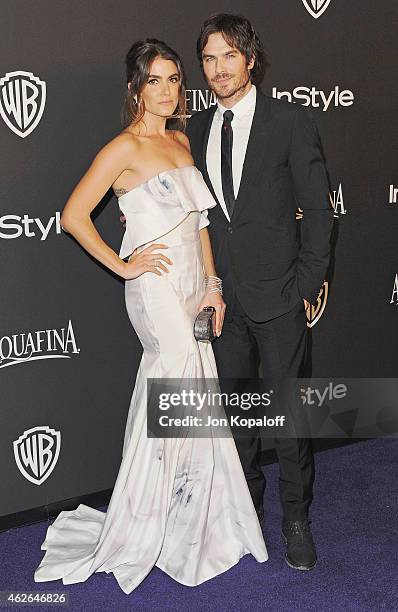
left=194, top=306, right=216, bottom=342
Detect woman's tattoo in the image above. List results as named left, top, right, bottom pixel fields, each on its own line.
left=114, top=187, right=129, bottom=196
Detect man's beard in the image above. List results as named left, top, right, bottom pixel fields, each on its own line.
left=211, top=71, right=251, bottom=100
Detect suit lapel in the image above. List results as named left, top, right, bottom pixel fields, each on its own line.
left=195, top=91, right=272, bottom=222
left=199, top=105, right=220, bottom=206
left=231, top=91, right=272, bottom=222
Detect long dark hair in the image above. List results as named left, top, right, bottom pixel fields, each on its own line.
left=121, top=38, right=188, bottom=130
left=196, top=13, right=270, bottom=86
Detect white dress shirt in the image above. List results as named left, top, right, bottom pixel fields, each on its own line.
left=206, top=84, right=257, bottom=221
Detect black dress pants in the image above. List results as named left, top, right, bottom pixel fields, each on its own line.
left=212, top=291, right=314, bottom=522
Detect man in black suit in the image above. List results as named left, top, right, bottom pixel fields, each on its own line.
left=186, top=13, right=334, bottom=570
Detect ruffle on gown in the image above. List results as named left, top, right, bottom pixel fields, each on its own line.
left=118, top=165, right=216, bottom=259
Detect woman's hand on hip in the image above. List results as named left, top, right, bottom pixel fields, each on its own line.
left=122, top=244, right=173, bottom=280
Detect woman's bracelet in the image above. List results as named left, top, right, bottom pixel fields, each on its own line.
left=205, top=275, right=223, bottom=295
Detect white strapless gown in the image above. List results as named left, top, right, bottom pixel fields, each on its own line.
left=34, top=165, right=268, bottom=594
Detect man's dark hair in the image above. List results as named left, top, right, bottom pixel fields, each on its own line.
left=196, top=13, right=270, bottom=86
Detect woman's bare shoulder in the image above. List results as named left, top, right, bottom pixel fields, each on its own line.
left=100, top=130, right=141, bottom=157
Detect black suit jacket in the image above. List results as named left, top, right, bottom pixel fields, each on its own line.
left=186, top=89, right=334, bottom=322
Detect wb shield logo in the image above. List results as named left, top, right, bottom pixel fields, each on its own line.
left=13, top=426, right=61, bottom=485
left=0, top=71, right=46, bottom=138
left=301, top=0, right=333, bottom=19
left=305, top=281, right=329, bottom=327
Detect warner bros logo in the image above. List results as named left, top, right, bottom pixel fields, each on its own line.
left=13, top=426, right=61, bottom=485
left=0, top=71, right=46, bottom=138
left=305, top=281, right=329, bottom=328
left=302, top=0, right=333, bottom=19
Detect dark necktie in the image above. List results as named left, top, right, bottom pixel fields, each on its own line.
left=221, top=109, right=235, bottom=218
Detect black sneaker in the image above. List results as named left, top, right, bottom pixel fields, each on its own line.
left=282, top=519, right=317, bottom=570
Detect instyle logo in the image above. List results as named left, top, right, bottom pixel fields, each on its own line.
left=0, top=320, right=80, bottom=369
left=0, top=211, right=61, bottom=241
left=271, top=86, right=354, bottom=111
left=302, top=0, right=333, bottom=20
left=331, top=183, right=347, bottom=218
left=185, top=89, right=216, bottom=112
left=388, top=184, right=397, bottom=205
left=0, top=70, right=46, bottom=138
left=301, top=382, right=347, bottom=407
left=390, top=274, right=398, bottom=306
left=13, top=426, right=61, bottom=485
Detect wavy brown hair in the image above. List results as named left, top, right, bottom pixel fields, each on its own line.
left=121, top=38, right=188, bottom=130
left=196, top=13, right=270, bottom=86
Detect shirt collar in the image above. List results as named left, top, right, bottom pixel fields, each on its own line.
left=216, top=84, right=256, bottom=120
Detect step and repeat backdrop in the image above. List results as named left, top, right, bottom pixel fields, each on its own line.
left=1, top=1, right=397, bottom=519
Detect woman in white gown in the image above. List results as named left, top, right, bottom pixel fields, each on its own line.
left=34, top=39, right=267, bottom=594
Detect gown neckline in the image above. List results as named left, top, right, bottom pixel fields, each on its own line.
left=116, top=165, right=198, bottom=200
